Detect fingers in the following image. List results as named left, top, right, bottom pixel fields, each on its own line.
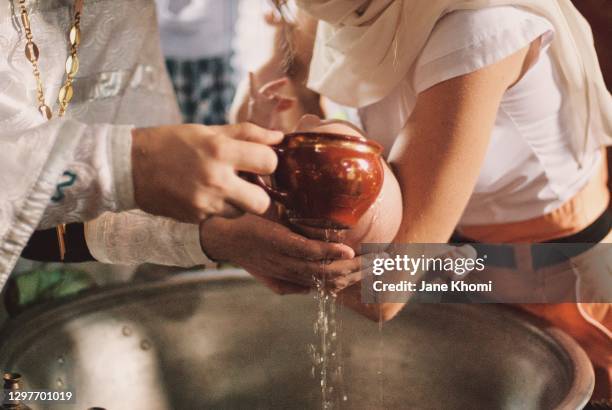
left=270, top=254, right=366, bottom=292
left=271, top=260, right=316, bottom=287
left=258, top=78, right=295, bottom=113
left=273, top=230, right=355, bottom=261
left=215, top=201, right=244, bottom=219
left=226, top=139, right=278, bottom=174
left=269, top=254, right=339, bottom=287
left=289, top=223, right=346, bottom=242
left=225, top=175, right=272, bottom=215
left=220, top=123, right=284, bottom=145
left=321, top=257, right=363, bottom=279
left=250, top=74, right=291, bottom=102
left=259, top=77, right=289, bottom=96
left=320, top=256, right=372, bottom=291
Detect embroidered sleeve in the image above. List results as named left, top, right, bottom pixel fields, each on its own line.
left=84, top=210, right=216, bottom=268
left=37, top=124, right=136, bottom=229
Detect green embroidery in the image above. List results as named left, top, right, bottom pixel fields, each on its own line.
left=51, top=171, right=78, bottom=202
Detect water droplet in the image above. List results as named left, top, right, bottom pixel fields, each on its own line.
left=140, top=340, right=151, bottom=351
left=57, top=355, right=65, bottom=365
left=122, top=326, right=132, bottom=337
left=56, top=377, right=64, bottom=388
left=343, top=395, right=348, bottom=401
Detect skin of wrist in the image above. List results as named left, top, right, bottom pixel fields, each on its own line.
left=199, top=217, right=233, bottom=262
left=130, top=128, right=150, bottom=212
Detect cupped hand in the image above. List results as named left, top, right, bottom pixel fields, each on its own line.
left=199, top=213, right=357, bottom=294
left=131, top=123, right=283, bottom=223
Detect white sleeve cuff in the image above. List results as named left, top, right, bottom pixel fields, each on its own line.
left=109, top=125, right=136, bottom=211
left=84, top=215, right=110, bottom=264
left=179, top=223, right=218, bottom=268
left=85, top=211, right=217, bottom=268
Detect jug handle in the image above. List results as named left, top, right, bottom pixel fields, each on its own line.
left=241, top=145, right=289, bottom=206
left=253, top=175, right=289, bottom=206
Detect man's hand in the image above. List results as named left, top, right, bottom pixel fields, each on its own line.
left=199, top=213, right=356, bottom=294
left=132, top=123, right=283, bottom=223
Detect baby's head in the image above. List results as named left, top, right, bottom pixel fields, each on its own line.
left=294, top=114, right=366, bottom=140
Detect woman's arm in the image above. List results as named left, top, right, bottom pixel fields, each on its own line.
left=339, top=43, right=536, bottom=320
left=389, top=43, right=538, bottom=243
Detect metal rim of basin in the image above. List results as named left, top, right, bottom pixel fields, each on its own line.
left=0, top=270, right=595, bottom=409
left=543, top=327, right=595, bottom=410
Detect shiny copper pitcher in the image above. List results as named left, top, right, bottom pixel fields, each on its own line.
left=257, top=132, right=384, bottom=229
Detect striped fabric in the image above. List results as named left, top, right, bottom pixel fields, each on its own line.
left=165, top=54, right=236, bottom=125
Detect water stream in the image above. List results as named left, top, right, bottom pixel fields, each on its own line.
left=308, top=229, right=348, bottom=409
left=378, top=309, right=385, bottom=409
left=306, top=222, right=387, bottom=409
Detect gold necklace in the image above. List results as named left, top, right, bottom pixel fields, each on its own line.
left=19, top=0, right=84, bottom=260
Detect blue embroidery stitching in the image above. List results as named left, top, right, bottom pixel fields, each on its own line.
left=51, top=171, right=78, bottom=202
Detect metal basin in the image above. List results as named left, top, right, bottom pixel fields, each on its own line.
left=0, top=271, right=593, bottom=409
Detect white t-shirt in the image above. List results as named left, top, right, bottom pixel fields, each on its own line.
left=359, top=6, right=602, bottom=226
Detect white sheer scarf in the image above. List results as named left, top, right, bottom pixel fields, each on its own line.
left=297, top=0, right=612, bottom=160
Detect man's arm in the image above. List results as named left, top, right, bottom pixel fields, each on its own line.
left=6, top=121, right=281, bottom=276
left=21, top=212, right=217, bottom=269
